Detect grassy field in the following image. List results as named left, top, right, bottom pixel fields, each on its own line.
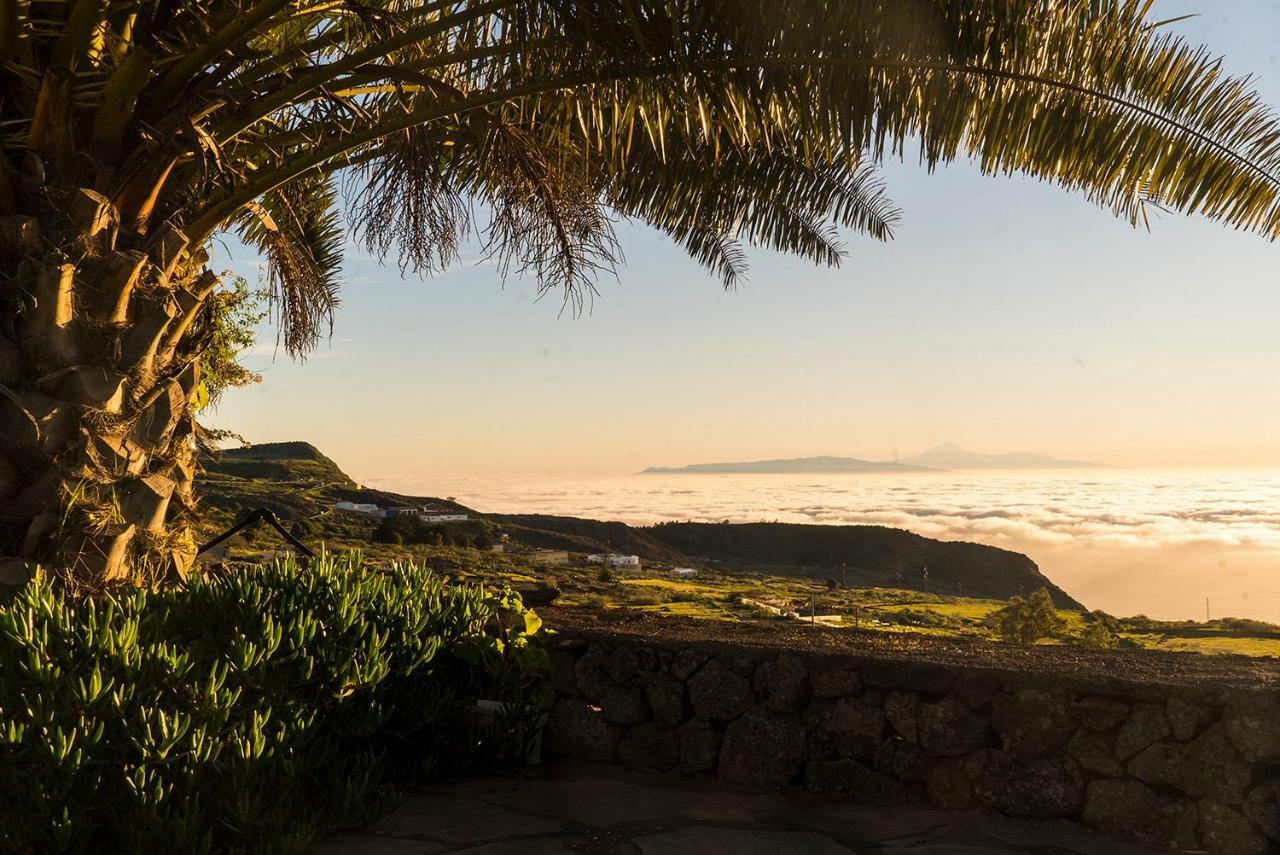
left=198, top=509, right=1280, bottom=659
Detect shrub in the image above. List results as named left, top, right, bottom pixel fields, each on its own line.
left=0, top=553, right=549, bottom=853
left=596, top=566, right=614, bottom=583
left=988, top=588, right=1066, bottom=644
left=1079, top=610, right=1121, bottom=648
left=372, top=517, right=494, bottom=549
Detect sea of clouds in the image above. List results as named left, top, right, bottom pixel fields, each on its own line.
left=368, top=469, right=1280, bottom=621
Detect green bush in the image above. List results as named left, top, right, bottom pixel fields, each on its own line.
left=0, top=553, right=549, bottom=854
left=988, top=588, right=1066, bottom=644
left=372, top=516, right=494, bottom=549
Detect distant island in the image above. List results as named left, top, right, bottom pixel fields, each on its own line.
left=899, top=443, right=1112, bottom=470
left=642, top=456, right=938, bottom=474
left=644, top=444, right=1111, bottom=473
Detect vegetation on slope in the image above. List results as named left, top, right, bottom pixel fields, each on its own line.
left=0, top=555, right=549, bottom=853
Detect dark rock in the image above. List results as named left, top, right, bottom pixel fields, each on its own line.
left=1115, top=703, right=1171, bottom=761
left=550, top=648, right=581, bottom=696
left=1199, top=800, right=1272, bottom=855
left=892, top=742, right=929, bottom=782
left=872, top=739, right=897, bottom=775
left=634, top=646, right=660, bottom=672
left=1224, top=692, right=1280, bottom=763
left=966, top=750, right=1084, bottom=819
left=545, top=699, right=621, bottom=763
left=1064, top=727, right=1121, bottom=777
left=926, top=758, right=972, bottom=810
left=884, top=691, right=918, bottom=743
left=955, top=672, right=1003, bottom=712
left=810, top=666, right=860, bottom=699
left=1082, top=780, right=1198, bottom=850
left=726, top=652, right=758, bottom=678
left=574, top=645, right=612, bottom=701
left=1129, top=723, right=1251, bottom=803
left=719, top=709, right=806, bottom=790
left=805, top=759, right=901, bottom=800
left=599, top=685, right=650, bottom=724
left=617, top=723, right=679, bottom=771
left=1071, top=696, right=1130, bottom=731
left=807, top=697, right=886, bottom=760
left=687, top=658, right=752, bottom=722
left=676, top=719, right=722, bottom=774
left=604, top=645, right=641, bottom=684
left=918, top=696, right=989, bottom=757
left=1166, top=696, right=1213, bottom=742
left=638, top=670, right=686, bottom=724
left=991, top=689, right=1076, bottom=764
left=862, top=662, right=953, bottom=695
left=670, top=648, right=709, bottom=680
left=1245, top=778, right=1280, bottom=842
left=756, top=654, right=810, bottom=713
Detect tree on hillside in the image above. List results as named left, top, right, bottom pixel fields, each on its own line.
left=990, top=588, right=1067, bottom=644
left=6, top=2, right=1280, bottom=585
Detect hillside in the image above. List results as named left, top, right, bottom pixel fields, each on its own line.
left=198, top=441, right=1079, bottom=607
left=647, top=521, right=1082, bottom=609
left=644, top=455, right=937, bottom=474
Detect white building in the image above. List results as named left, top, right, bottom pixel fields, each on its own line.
left=672, top=568, right=699, bottom=578
left=331, top=501, right=380, bottom=514
left=587, top=554, right=641, bottom=569
left=418, top=503, right=468, bottom=524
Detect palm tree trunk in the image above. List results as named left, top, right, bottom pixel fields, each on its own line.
left=1, top=177, right=209, bottom=587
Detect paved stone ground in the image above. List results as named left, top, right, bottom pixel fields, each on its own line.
left=315, top=763, right=1166, bottom=854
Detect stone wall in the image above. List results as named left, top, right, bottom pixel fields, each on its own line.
left=545, top=632, right=1280, bottom=854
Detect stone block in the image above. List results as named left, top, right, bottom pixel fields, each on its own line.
left=1199, top=800, right=1272, bottom=855
left=810, top=666, right=860, bottom=699
left=1128, top=723, right=1251, bottom=803
left=638, top=670, right=686, bottom=724
left=599, top=685, right=649, bottom=724
left=991, top=689, right=1076, bottom=764
left=1115, top=703, right=1171, bottom=761
left=676, top=719, right=722, bottom=774
left=688, top=658, right=752, bottom=722
left=617, top=723, right=679, bottom=772
left=966, top=750, right=1084, bottom=819
left=755, top=653, right=810, bottom=713
left=544, top=699, right=620, bottom=763
left=1166, top=696, right=1214, bottom=742
left=718, top=709, right=806, bottom=790
left=918, top=696, right=988, bottom=757
left=926, top=758, right=972, bottom=810
left=805, top=759, right=901, bottom=800
left=1082, top=779, right=1199, bottom=850
left=1245, top=778, right=1280, bottom=842
left=1070, top=696, right=1130, bottom=731
left=1224, top=692, right=1280, bottom=763
left=884, top=691, right=919, bottom=743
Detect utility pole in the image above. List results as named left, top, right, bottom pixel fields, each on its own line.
left=810, top=592, right=816, bottom=625
left=1206, top=597, right=1211, bottom=622
left=922, top=566, right=929, bottom=595
left=842, top=561, right=847, bottom=587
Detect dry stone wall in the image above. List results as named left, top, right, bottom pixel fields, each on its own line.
left=545, top=632, right=1280, bottom=854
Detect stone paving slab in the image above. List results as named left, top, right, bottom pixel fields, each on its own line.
left=314, top=763, right=1167, bottom=854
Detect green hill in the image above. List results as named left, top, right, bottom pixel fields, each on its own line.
left=198, top=441, right=1081, bottom=608
left=646, top=521, right=1082, bottom=610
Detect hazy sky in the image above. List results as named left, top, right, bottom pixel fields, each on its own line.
left=209, top=3, right=1280, bottom=477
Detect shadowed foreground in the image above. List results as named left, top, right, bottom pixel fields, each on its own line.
left=316, top=762, right=1163, bottom=854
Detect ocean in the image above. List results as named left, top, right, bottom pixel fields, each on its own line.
left=365, top=469, right=1280, bottom=623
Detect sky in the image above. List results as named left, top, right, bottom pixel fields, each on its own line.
left=209, top=2, right=1280, bottom=479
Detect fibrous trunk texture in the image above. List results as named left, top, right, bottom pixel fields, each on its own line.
left=1, top=167, right=208, bottom=587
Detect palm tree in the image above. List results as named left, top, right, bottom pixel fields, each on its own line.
left=3, top=1, right=1280, bottom=585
